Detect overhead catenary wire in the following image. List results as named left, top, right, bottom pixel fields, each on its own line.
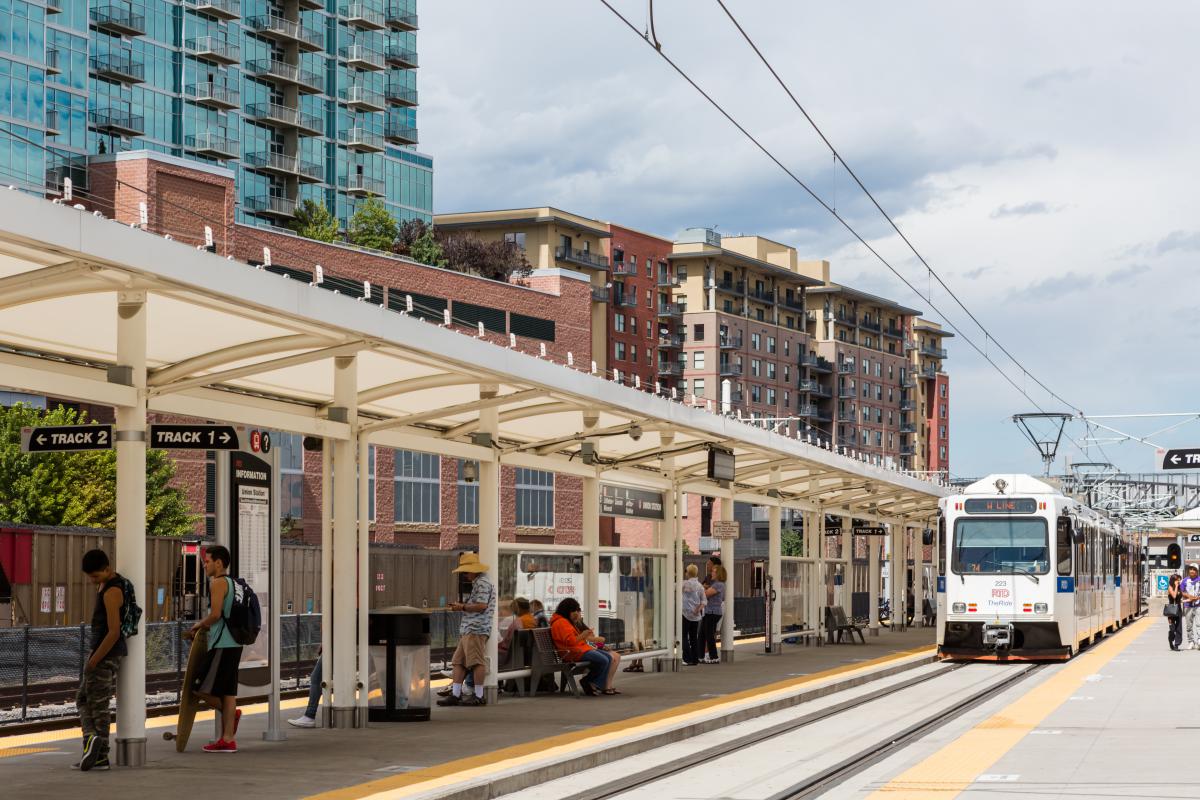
left=594, top=0, right=1101, bottom=465
left=712, top=0, right=1083, bottom=419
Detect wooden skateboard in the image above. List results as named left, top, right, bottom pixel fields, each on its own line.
left=163, top=627, right=207, bottom=752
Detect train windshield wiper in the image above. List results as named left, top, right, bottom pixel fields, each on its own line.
left=982, top=559, right=1040, bottom=584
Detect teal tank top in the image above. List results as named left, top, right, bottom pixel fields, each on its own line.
left=209, top=575, right=240, bottom=650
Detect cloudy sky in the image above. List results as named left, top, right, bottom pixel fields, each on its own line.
left=417, top=2, right=1200, bottom=479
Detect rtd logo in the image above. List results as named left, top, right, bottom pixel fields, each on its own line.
left=992, top=588, right=1010, bottom=598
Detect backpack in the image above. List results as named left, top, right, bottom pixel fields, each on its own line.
left=222, top=576, right=262, bottom=646
left=118, top=577, right=143, bottom=639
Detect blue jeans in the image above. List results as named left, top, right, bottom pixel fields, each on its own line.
left=578, top=648, right=611, bottom=689
left=305, top=656, right=322, bottom=718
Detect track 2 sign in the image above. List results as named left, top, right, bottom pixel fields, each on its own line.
left=20, top=424, right=113, bottom=452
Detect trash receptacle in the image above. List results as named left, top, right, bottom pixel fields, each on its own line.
left=368, top=606, right=431, bottom=721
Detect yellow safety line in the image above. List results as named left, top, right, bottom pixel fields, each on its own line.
left=0, top=745, right=56, bottom=759
left=867, top=617, right=1147, bottom=798
left=307, top=644, right=935, bottom=800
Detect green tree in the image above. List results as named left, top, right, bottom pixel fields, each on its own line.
left=781, top=528, right=804, bottom=557
left=0, top=403, right=200, bottom=536
left=289, top=199, right=339, bottom=243
left=347, top=198, right=399, bottom=251
left=408, top=229, right=447, bottom=268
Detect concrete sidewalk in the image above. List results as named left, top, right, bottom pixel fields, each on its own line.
left=1, top=627, right=935, bottom=800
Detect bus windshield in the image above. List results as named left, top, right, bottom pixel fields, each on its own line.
left=952, top=518, right=1049, bottom=575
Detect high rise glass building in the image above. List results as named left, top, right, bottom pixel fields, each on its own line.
left=0, top=0, right=431, bottom=229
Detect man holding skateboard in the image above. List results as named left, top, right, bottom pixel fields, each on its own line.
left=185, top=545, right=243, bottom=753
left=74, top=549, right=128, bottom=772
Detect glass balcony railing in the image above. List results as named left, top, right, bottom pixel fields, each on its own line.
left=385, top=4, right=417, bottom=29
left=383, top=44, right=418, bottom=68
left=590, top=286, right=609, bottom=302
left=718, top=334, right=742, bottom=349
left=340, top=85, right=386, bottom=111
left=245, top=15, right=324, bottom=51
left=88, top=108, right=144, bottom=136
left=340, top=44, right=385, bottom=71
left=341, top=3, right=386, bottom=29
left=184, top=36, right=240, bottom=65
left=44, top=109, right=60, bottom=135
left=340, top=127, right=386, bottom=152
left=90, top=5, right=145, bottom=36
left=244, top=196, right=297, bottom=219
left=186, top=0, right=240, bottom=20
left=246, top=59, right=323, bottom=93
left=611, top=260, right=638, bottom=276
left=244, top=151, right=323, bottom=182
left=184, top=132, right=239, bottom=159
left=338, top=174, right=385, bottom=196
left=657, top=334, right=683, bottom=348
left=90, top=52, right=145, bottom=84
left=920, top=344, right=948, bottom=359
left=45, top=48, right=62, bottom=74
left=190, top=82, right=240, bottom=109
left=384, top=83, right=418, bottom=106
left=656, top=303, right=682, bottom=318
left=246, top=102, right=323, bottom=136
left=554, top=246, right=608, bottom=269
left=45, top=0, right=62, bottom=13
left=384, top=122, right=418, bottom=144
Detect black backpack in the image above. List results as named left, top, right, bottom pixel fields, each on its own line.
left=117, top=576, right=143, bottom=638
left=222, top=576, right=262, bottom=645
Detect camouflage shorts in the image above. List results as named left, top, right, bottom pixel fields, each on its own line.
left=76, top=655, right=120, bottom=744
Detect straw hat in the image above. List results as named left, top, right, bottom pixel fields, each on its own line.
left=451, top=552, right=489, bottom=573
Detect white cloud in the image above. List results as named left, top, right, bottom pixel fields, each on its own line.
left=417, top=1, right=1200, bottom=476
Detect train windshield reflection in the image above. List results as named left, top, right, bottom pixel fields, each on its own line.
left=952, top=518, right=1049, bottom=575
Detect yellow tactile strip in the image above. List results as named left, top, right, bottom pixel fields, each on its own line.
left=307, top=644, right=935, bottom=800
left=867, top=618, right=1146, bottom=798
left=0, top=745, right=56, bottom=760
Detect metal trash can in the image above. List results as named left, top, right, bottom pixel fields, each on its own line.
left=368, top=606, right=431, bottom=721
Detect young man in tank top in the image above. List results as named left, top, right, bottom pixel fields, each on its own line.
left=186, top=545, right=244, bottom=752
left=73, top=549, right=127, bottom=772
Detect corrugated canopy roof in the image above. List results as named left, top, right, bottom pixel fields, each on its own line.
left=0, top=190, right=947, bottom=521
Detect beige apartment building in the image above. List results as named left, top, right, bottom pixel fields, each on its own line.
left=434, top=207, right=612, bottom=370
left=663, top=229, right=824, bottom=437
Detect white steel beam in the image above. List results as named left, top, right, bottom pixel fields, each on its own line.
left=0, top=351, right=136, bottom=408
left=150, top=341, right=369, bottom=397
left=330, top=354, right=359, bottom=728
left=150, top=388, right=351, bottom=440
left=443, top=401, right=579, bottom=439
left=355, top=373, right=480, bottom=407
left=478, top=390, right=501, bottom=703
left=149, top=334, right=332, bottom=386
left=360, top=388, right=545, bottom=435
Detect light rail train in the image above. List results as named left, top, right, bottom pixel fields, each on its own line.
left=937, top=474, right=1140, bottom=660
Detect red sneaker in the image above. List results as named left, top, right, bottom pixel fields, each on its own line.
left=203, top=739, right=237, bottom=753
left=234, top=709, right=242, bottom=735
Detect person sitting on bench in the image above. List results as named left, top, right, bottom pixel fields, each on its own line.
left=550, top=598, right=620, bottom=696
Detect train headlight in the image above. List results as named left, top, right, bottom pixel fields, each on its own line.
left=952, top=602, right=966, bottom=614
left=1034, top=603, right=1048, bottom=614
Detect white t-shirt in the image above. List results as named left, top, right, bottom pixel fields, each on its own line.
left=681, top=578, right=706, bottom=622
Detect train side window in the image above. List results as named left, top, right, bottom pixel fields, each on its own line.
left=936, top=513, right=946, bottom=575
left=1056, top=516, right=1072, bottom=575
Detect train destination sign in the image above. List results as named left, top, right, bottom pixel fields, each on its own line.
left=599, top=483, right=664, bottom=520
left=149, top=424, right=240, bottom=450
left=1158, top=448, right=1200, bottom=471
left=20, top=424, right=113, bottom=452
left=963, top=498, right=1038, bottom=515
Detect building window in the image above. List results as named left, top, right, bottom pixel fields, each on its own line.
left=503, top=232, right=526, bottom=249
left=647, top=320, right=653, bottom=338
left=940, top=405, right=947, bottom=418
left=767, top=362, right=776, bottom=380
left=862, top=358, right=870, bottom=375
left=940, top=425, right=947, bottom=438
left=0, top=391, right=45, bottom=408
left=630, top=315, right=638, bottom=331
left=767, top=388, right=776, bottom=405
left=631, top=345, right=638, bottom=363
left=614, top=313, right=625, bottom=333
left=939, top=446, right=947, bottom=460
left=783, top=340, right=790, bottom=356
left=862, top=405, right=871, bottom=422
left=751, top=359, right=761, bottom=377
left=646, top=259, right=653, bottom=278
left=862, top=430, right=870, bottom=446
left=940, top=383, right=948, bottom=398
left=767, top=336, right=776, bottom=354
left=783, top=390, right=789, bottom=407
left=694, top=350, right=706, bottom=369
left=783, top=366, right=790, bottom=383
left=694, top=323, right=705, bottom=341
left=875, top=385, right=882, bottom=401
left=457, top=460, right=479, bottom=525
left=615, top=341, right=626, bottom=360
left=679, top=378, right=688, bottom=394
left=876, top=431, right=883, bottom=447
left=751, top=385, right=761, bottom=403
left=394, top=450, right=440, bottom=524
left=694, top=378, right=706, bottom=397
left=875, top=362, right=882, bottom=377
left=279, top=432, right=304, bottom=524
left=751, top=333, right=761, bottom=350
left=515, top=468, right=554, bottom=528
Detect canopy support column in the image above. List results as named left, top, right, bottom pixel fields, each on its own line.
left=478, top=389, right=500, bottom=705
left=766, top=475, right=782, bottom=654
left=868, top=523, right=881, bottom=636
left=840, top=515, right=853, bottom=617
left=661, top=433, right=680, bottom=670
left=582, top=413, right=600, bottom=626
left=114, top=291, right=146, bottom=767
left=719, top=490, right=736, bottom=662
left=330, top=354, right=360, bottom=728
left=356, top=436, right=370, bottom=716
left=319, top=445, right=332, bottom=725
left=816, top=508, right=827, bottom=641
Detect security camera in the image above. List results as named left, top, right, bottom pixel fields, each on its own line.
left=629, top=423, right=643, bottom=441
left=461, top=460, right=478, bottom=483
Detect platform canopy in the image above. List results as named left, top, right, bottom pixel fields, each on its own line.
left=0, top=189, right=947, bottom=521
left=1158, top=507, right=1200, bottom=536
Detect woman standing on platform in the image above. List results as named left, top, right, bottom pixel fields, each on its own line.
left=1167, top=573, right=1184, bottom=651
left=700, top=563, right=727, bottom=664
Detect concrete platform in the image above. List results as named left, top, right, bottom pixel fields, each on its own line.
left=1, top=627, right=934, bottom=800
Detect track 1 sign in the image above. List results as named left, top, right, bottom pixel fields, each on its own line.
left=20, top=424, right=113, bottom=452
left=1157, top=448, right=1200, bottom=471
left=149, top=424, right=240, bottom=450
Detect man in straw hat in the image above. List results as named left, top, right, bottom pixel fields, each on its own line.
left=438, top=552, right=496, bottom=706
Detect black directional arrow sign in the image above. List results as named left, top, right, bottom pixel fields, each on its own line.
left=1158, top=448, right=1200, bottom=471
left=20, top=424, right=114, bottom=453
left=149, top=424, right=240, bottom=450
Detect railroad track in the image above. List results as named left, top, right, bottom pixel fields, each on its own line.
left=557, top=662, right=1043, bottom=800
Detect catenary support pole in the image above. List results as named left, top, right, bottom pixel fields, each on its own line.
left=840, top=515, right=853, bottom=617
left=582, top=412, right=600, bottom=626
left=330, top=354, right=358, bottom=728
left=478, top=387, right=500, bottom=705
left=660, top=432, right=679, bottom=670
left=114, top=291, right=147, bottom=767
left=868, top=526, right=881, bottom=636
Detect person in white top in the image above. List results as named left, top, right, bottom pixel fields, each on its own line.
left=680, top=564, right=706, bottom=666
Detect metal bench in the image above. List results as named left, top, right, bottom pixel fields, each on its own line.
left=529, top=627, right=589, bottom=697
left=825, top=605, right=866, bottom=644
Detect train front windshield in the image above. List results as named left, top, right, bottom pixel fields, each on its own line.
left=952, top=518, right=1049, bottom=575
